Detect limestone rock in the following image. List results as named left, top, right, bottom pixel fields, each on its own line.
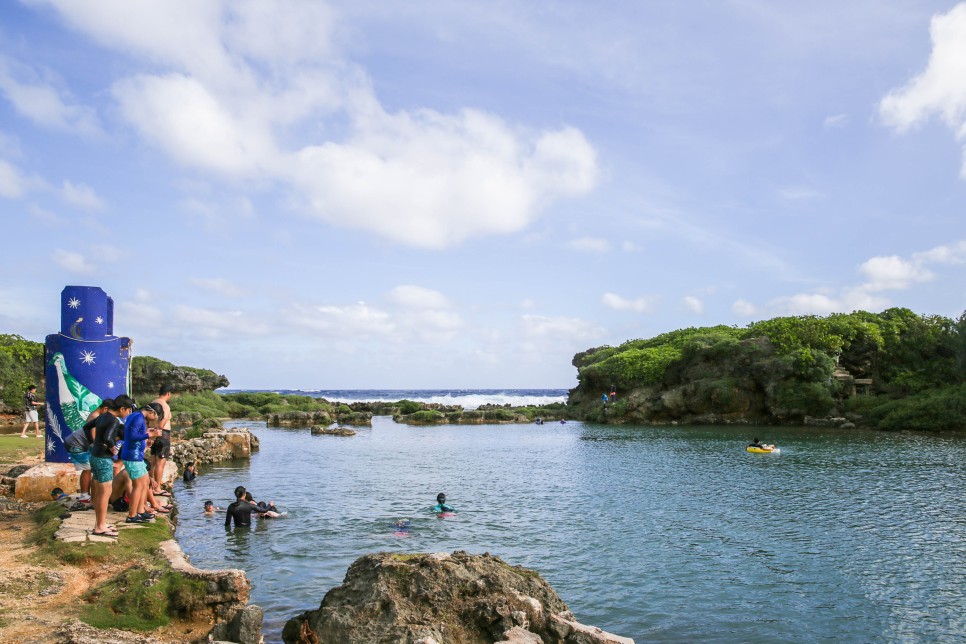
left=310, top=426, right=356, bottom=436
left=283, top=550, right=633, bottom=644
left=14, top=462, right=79, bottom=502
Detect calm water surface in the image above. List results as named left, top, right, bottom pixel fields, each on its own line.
left=174, top=419, right=966, bottom=643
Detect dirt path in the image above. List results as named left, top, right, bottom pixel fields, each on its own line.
left=0, top=500, right=209, bottom=643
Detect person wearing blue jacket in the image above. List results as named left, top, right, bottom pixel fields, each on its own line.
left=116, top=396, right=161, bottom=524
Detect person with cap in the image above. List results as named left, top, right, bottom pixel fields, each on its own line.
left=431, top=492, right=456, bottom=514
left=117, top=397, right=162, bottom=524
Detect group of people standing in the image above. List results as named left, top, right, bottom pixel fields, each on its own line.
left=63, top=385, right=176, bottom=538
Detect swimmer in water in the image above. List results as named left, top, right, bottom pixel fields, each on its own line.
left=203, top=500, right=221, bottom=514
left=431, top=492, right=455, bottom=514
left=391, top=519, right=412, bottom=535
left=256, top=500, right=281, bottom=518
left=225, top=486, right=271, bottom=528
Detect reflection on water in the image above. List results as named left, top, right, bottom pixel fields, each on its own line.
left=175, top=419, right=966, bottom=643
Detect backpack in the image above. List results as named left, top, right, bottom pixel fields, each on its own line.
left=63, top=429, right=89, bottom=452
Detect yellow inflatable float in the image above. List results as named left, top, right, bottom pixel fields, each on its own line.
left=746, top=445, right=780, bottom=454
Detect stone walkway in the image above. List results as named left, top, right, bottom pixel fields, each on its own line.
left=55, top=506, right=168, bottom=543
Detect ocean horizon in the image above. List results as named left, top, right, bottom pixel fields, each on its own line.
left=217, top=388, right=570, bottom=411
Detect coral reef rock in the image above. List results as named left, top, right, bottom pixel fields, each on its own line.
left=283, top=550, right=633, bottom=644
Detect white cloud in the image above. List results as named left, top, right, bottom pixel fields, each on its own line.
left=189, top=277, right=246, bottom=298
left=388, top=285, right=451, bottom=309
left=61, top=180, right=104, bottom=210
left=682, top=296, right=704, bottom=315
left=823, top=113, right=850, bottom=128
left=173, top=305, right=272, bottom=339
left=287, top=301, right=395, bottom=339
left=52, top=249, right=95, bottom=274
left=28, top=203, right=66, bottom=225
left=0, top=159, right=45, bottom=198
left=567, top=236, right=611, bottom=252
left=0, top=54, right=101, bottom=135
left=880, top=3, right=966, bottom=177
left=35, top=0, right=599, bottom=249
left=620, top=241, right=639, bottom=252
left=858, top=255, right=935, bottom=291
left=602, top=292, right=657, bottom=313
left=913, top=239, right=966, bottom=264
left=520, top=314, right=604, bottom=343
left=732, top=299, right=758, bottom=317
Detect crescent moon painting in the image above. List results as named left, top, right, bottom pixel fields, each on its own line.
left=69, top=317, right=84, bottom=339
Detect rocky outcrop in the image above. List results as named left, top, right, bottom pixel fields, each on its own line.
left=169, top=428, right=259, bottom=473
left=283, top=551, right=633, bottom=644
left=310, top=426, right=356, bottom=436
left=131, top=355, right=229, bottom=396
left=159, top=540, right=260, bottom=643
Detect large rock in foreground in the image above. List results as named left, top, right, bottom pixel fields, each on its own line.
left=283, top=550, right=633, bottom=644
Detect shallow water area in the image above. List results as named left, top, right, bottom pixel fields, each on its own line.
left=175, top=418, right=966, bottom=643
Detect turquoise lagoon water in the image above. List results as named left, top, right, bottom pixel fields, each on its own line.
left=174, top=417, right=966, bottom=643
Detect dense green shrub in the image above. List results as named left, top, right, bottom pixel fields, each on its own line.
left=397, top=400, right=422, bottom=415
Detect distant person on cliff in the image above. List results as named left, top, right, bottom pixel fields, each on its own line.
left=20, top=385, right=44, bottom=438
left=601, top=393, right=608, bottom=407
left=225, top=485, right=271, bottom=528
left=431, top=492, right=455, bottom=514
left=117, top=397, right=162, bottom=524
left=150, top=384, right=175, bottom=496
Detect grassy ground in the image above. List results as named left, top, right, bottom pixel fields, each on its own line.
left=28, top=503, right=207, bottom=632
left=0, top=434, right=44, bottom=465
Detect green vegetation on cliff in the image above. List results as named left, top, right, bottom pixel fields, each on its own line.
left=572, top=308, right=966, bottom=430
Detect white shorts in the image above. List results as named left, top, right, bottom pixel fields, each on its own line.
left=25, top=410, right=38, bottom=423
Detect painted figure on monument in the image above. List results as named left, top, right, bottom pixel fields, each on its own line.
left=44, top=286, right=132, bottom=462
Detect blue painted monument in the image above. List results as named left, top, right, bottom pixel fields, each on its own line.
left=44, top=286, right=132, bottom=462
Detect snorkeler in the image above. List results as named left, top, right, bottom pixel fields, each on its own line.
left=431, top=492, right=455, bottom=514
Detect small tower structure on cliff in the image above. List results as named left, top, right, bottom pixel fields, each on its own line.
left=44, top=286, right=132, bottom=462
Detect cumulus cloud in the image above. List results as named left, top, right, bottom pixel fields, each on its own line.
left=388, top=285, right=451, bottom=309
left=52, top=249, right=95, bottom=274
left=602, top=292, right=657, bottom=313
left=0, top=159, right=45, bottom=198
left=519, top=314, right=604, bottom=343
left=173, top=305, right=272, bottom=339
left=189, top=277, right=246, bottom=298
left=0, top=54, right=101, bottom=135
left=34, top=0, right=599, bottom=248
left=286, top=301, right=395, bottom=338
left=732, top=299, right=758, bottom=317
left=823, top=113, right=850, bottom=128
left=744, top=239, right=962, bottom=317
left=682, top=296, right=704, bottom=315
left=61, top=180, right=104, bottom=210
left=880, top=3, right=966, bottom=177
left=858, top=255, right=935, bottom=291
left=567, top=236, right=611, bottom=252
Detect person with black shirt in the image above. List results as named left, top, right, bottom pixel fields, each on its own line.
left=89, top=403, right=123, bottom=537
left=225, top=485, right=270, bottom=528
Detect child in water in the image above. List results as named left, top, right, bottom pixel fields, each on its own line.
left=203, top=500, right=221, bottom=514
left=431, top=492, right=455, bottom=514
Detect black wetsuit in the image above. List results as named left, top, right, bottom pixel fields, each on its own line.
left=224, top=500, right=267, bottom=527
left=90, top=414, right=121, bottom=459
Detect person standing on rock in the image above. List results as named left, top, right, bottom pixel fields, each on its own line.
left=20, top=385, right=44, bottom=438
left=117, top=396, right=161, bottom=524
left=89, top=400, right=123, bottom=537
left=150, top=384, right=175, bottom=495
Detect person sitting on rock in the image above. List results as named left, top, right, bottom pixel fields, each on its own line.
left=225, top=485, right=271, bottom=528
left=431, top=492, right=455, bottom=514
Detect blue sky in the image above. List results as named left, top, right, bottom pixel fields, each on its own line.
left=1, top=0, right=965, bottom=389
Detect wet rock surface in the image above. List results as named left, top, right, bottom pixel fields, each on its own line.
left=283, top=550, right=633, bottom=644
